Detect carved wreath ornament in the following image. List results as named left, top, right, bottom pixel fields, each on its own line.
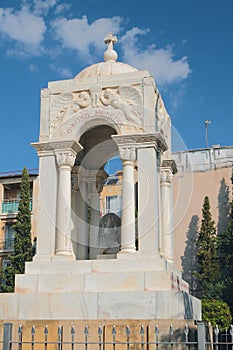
left=49, top=86, right=142, bottom=134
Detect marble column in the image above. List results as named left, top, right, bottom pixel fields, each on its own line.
left=88, top=169, right=108, bottom=259
left=31, top=142, right=58, bottom=261
left=113, top=133, right=167, bottom=256
left=71, top=166, right=79, bottom=259
left=76, top=177, right=89, bottom=260
left=119, top=147, right=136, bottom=253
left=160, top=160, right=177, bottom=263
left=137, top=146, right=160, bottom=254
left=88, top=177, right=100, bottom=260
left=55, top=149, right=77, bottom=257
left=136, top=134, right=167, bottom=255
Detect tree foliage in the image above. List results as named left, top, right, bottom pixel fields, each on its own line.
left=0, top=167, right=33, bottom=292
left=202, top=299, right=232, bottom=330
left=195, top=196, right=220, bottom=298
left=218, top=166, right=233, bottom=313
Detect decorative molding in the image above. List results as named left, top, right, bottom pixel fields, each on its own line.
left=31, top=141, right=83, bottom=158
left=55, top=150, right=76, bottom=168
left=112, top=132, right=168, bottom=152
left=160, top=169, right=173, bottom=185
left=49, top=140, right=83, bottom=154
left=161, top=159, right=178, bottom=174
left=119, top=147, right=136, bottom=162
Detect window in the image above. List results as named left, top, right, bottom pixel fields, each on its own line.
left=2, top=260, right=10, bottom=269
left=106, top=196, right=122, bottom=217
left=4, top=223, right=15, bottom=250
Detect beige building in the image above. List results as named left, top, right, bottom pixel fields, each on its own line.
left=172, top=145, right=233, bottom=293
left=100, top=171, right=123, bottom=217
left=0, top=170, right=39, bottom=269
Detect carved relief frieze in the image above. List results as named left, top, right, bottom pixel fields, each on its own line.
left=49, top=84, right=144, bottom=138
left=50, top=90, right=91, bottom=133
left=100, top=86, right=142, bottom=127
left=156, top=94, right=171, bottom=147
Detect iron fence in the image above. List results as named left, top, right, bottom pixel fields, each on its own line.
left=1, top=323, right=233, bottom=350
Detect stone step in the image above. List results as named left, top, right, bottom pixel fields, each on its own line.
left=15, top=269, right=175, bottom=294
left=0, top=290, right=201, bottom=320
left=25, top=256, right=178, bottom=275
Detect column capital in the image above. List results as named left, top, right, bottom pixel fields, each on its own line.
left=119, top=147, right=136, bottom=162
left=55, top=150, right=76, bottom=168
left=160, top=168, right=173, bottom=185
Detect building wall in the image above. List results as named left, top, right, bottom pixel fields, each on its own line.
left=0, top=172, right=39, bottom=268
left=100, top=171, right=122, bottom=217
left=172, top=146, right=233, bottom=272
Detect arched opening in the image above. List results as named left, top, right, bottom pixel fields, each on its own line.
left=71, top=124, right=124, bottom=260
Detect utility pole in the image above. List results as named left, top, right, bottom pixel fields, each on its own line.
left=205, top=120, right=211, bottom=148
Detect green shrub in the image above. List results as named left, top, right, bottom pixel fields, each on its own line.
left=202, top=299, right=232, bottom=329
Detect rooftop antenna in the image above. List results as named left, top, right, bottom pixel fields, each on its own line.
left=205, top=119, right=211, bottom=148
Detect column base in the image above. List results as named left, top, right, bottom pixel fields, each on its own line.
left=54, top=249, right=76, bottom=260
left=119, top=248, right=136, bottom=254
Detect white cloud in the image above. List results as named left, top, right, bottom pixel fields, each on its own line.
left=49, top=63, right=73, bottom=78
left=32, top=0, right=57, bottom=16
left=51, top=15, right=123, bottom=61
left=59, top=67, right=73, bottom=78
left=169, top=83, right=187, bottom=111
left=54, top=3, right=71, bottom=15
left=0, top=6, right=46, bottom=55
left=121, top=28, right=191, bottom=85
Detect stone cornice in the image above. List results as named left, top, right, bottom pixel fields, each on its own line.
left=112, top=132, right=168, bottom=152
left=161, top=159, right=178, bottom=174
left=31, top=140, right=83, bottom=157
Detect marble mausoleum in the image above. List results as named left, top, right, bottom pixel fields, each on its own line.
left=0, top=33, right=201, bottom=321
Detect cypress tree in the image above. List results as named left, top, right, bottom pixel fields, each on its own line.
left=195, top=196, right=220, bottom=298
left=0, top=167, right=33, bottom=292
left=218, top=165, right=233, bottom=312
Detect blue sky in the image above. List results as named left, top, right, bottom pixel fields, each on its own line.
left=0, top=0, right=233, bottom=173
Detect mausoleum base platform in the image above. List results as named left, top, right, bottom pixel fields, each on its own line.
left=0, top=256, right=201, bottom=321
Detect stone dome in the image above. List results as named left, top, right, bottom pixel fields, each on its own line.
left=74, top=32, right=138, bottom=82
left=75, top=61, right=138, bottom=81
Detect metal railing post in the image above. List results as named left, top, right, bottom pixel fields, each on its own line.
left=197, top=322, right=206, bottom=350
left=3, top=323, right=12, bottom=350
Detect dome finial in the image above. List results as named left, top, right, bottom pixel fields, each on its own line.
left=104, top=32, right=118, bottom=62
